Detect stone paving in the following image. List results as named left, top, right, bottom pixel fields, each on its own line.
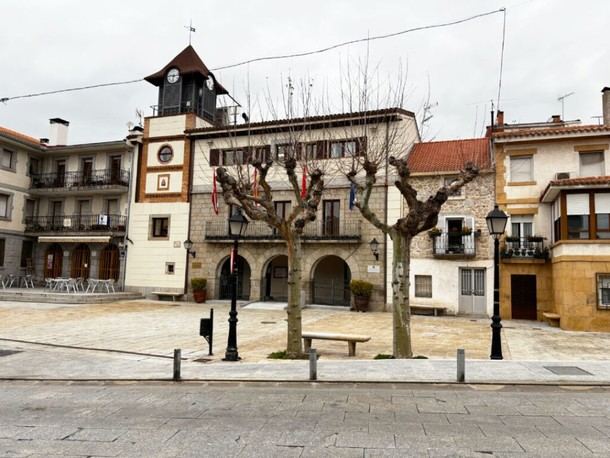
left=0, top=381, right=609, bottom=457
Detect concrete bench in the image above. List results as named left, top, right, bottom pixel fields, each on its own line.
left=302, top=332, right=371, bottom=357
left=152, top=291, right=183, bottom=302
left=543, top=312, right=560, bottom=327
left=410, top=304, right=447, bottom=317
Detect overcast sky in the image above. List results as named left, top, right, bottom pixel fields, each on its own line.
left=1, top=0, right=608, bottom=144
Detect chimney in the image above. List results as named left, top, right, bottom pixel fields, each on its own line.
left=551, top=115, right=562, bottom=123
left=494, top=110, right=504, bottom=132
left=602, top=87, right=610, bottom=126
left=39, top=138, right=49, bottom=145
left=49, top=118, right=69, bottom=146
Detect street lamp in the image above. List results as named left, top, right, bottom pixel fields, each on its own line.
left=224, top=208, right=249, bottom=361
left=183, top=239, right=196, bottom=258
left=369, top=238, right=380, bottom=261
left=486, top=204, right=508, bottom=360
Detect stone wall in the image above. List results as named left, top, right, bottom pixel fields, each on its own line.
left=189, top=185, right=389, bottom=310
left=0, top=232, right=31, bottom=277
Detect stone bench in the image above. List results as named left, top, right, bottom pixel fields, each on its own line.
left=152, top=291, right=183, bottom=302
left=543, top=312, right=560, bottom=327
left=410, top=304, right=447, bottom=317
left=302, top=332, right=371, bottom=357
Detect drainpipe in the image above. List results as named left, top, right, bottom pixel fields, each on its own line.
left=383, top=118, right=390, bottom=310
left=184, top=134, right=196, bottom=299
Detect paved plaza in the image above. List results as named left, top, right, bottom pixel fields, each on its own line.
left=0, top=381, right=609, bottom=457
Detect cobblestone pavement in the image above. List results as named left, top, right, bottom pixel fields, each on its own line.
left=1, top=299, right=609, bottom=364
left=0, top=381, right=609, bottom=457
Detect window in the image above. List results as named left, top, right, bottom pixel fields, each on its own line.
left=151, top=217, right=169, bottom=238
left=443, top=176, right=463, bottom=197
left=157, top=145, right=173, bottom=163
left=595, top=193, right=610, bottom=239
left=165, top=262, right=175, bottom=275
left=274, top=201, right=291, bottom=220
left=20, top=240, right=34, bottom=268
left=1, top=149, right=15, bottom=170
left=222, top=149, right=244, bottom=166
left=414, top=275, right=432, bottom=298
left=302, top=143, right=318, bottom=160
left=510, top=155, right=533, bottom=182
left=597, top=274, right=610, bottom=310
left=81, top=158, right=93, bottom=184
left=24, top=199, right=36, bottom=223
left=323, top=200, right=340, bottom=236
left=580, top=152, right=604, bottom=177
left=28, top=158, right=40, bottom=176
left=510, top=215, right=533, bottom=244
left=329, top=139, right=358, bottom=158
left=276, top=144, right=291, bottom=161
left=566, top=193, right=590, bottom=239
left=0, top=194, right=9, bottom=219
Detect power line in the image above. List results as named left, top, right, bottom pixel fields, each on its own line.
left=1, top=8, right=506, bottom=104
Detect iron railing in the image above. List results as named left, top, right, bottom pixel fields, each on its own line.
left=502, top=237, right=548, bottom=259
left=432, top=233, right=476, bottom=257
left=25, top=214, right=127, bottom=233
left=204, top=219, right=361, bottom=241
left=30, top=169, right=129, bottom=190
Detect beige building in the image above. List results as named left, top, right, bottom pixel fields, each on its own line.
left=406, top=138, right=495, bottom=316
left=493, top=87, right=610, bottom=331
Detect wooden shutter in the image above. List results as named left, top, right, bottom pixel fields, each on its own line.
left=209, top=149, right=220, bottom=166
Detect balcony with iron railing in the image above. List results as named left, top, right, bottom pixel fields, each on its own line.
left=502, top=236, right=549, bottom=261
left=25, top=214, right=127, bottom=234
left=204, top=219, right=361, bottom=242
left=431, top=233, right=476, bottom=258
left=30, top=169, right=130, bottom=193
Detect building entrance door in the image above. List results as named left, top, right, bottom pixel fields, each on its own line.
left=459, top=268, right=486, bottom=315
left=511, top=274, right=537, bottom=320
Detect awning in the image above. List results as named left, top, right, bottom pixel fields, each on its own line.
left=37, top=236, right=111, bottom=244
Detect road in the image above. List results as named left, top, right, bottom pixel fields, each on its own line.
left=0, top=381, right=609, bottom=457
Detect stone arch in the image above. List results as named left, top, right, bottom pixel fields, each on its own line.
left=216, top=254, right=251, bottom=300
left=260, top=254, right=289, bottom=301
left=310, top=255, right=352, bottom=306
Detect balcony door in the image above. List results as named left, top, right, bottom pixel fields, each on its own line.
left=81, top=158, right=93, bottom=185
left=447, top=218, right=465, bottom=253
left=51, top=201, right=63, bottom=229
left=71, top=244, right=91, bottom=279
left=459, top=268, right=486, bottom=315
left=55, top=160, right=66, bottom=187
left=323, top=200, right=340, bottom=236
left=110, top=155, right=121, bottom=183
left=77, top=200, right=91, bottom=229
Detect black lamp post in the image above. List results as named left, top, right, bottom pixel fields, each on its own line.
left=486, top=204, right=508, bottom=360
left=369, top=238, right=380, bottom=261
left=224, top=208, right=249, bottom=361
left=183, top=239, right=196, bottom=258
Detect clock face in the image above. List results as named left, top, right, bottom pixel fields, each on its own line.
left=167, top=68, right=180, bottom=84
left=206, top=76, right=214, bottom=91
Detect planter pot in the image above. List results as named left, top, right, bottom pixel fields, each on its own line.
left=193, top=290, right=207, bottom=303
left=353, top=295, right=370, bottom=312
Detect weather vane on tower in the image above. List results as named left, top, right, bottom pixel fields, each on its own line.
left=185, top=20, right=196, bottom=45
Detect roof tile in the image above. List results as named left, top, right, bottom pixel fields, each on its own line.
left=407, top=138, right=490, bottom=173
left=0, top=126, right=40, bottom=146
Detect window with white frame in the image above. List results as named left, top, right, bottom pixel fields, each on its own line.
left=510, top=215, right=533, bottom=241
left=510, top=155, right=533, bottom=182
left=443, top=176, right=463, bottom=197
left=595, top=193, right=610, bottom=239
left=596, top=274, right=610, bottom=310
left=566, top=193, right=590, bottom=239
left=0, top=194, right=9, bottom=218
left=1, top=149, right=15, bottom=170
left=580, top=152, right=605, bottom=177
left=414, top=275, right=432, bottom=298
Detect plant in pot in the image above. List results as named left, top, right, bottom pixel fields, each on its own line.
left=350, top=280, right=374, bottom=312
left=191, top=278, right=207, bottom=303
left=428, top=227, right=442, bottom=238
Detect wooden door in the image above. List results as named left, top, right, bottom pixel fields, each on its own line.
left=71, top=244, right=90, bottom=279
left=323, top=200, right=340, bottom=236
left=110, top=156, right=121, bottom=183
left=44, top=244, right=63, bottom=278
left=99, top=244, right=120, bottom=281
left=511, top=274, right=537, bottom=320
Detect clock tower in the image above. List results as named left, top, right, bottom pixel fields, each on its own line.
left=124, top=46, right=228, bottom=297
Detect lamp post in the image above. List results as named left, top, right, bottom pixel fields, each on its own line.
left=183, top=239, right=196, bottom=258
left=486, top=204, right=508, bottom=360
left=369, top=238, right=380, bottom=261
left=224, top=208, right=249, bottom=361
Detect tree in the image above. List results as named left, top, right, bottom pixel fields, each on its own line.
left=347, top=156, right=478, bottom=358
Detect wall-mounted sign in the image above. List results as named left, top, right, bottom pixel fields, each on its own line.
left=367, top=265, right=380, bottom=273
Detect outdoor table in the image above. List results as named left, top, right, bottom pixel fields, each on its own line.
left=86, top=279, right=101, bottom=293
left=19, top=275, right=34, bottom=288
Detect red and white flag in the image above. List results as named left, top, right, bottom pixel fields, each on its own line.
left=300, top=165, right=308, bottom=199
left=211, top=167, right=219, bottom=215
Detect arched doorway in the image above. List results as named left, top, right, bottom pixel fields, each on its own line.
left=99, top=244, right=120, bottom=281
left=262, top=255, right=288, bottom=301
left=44, top=244, right=63, bottom=278
left=312, top=255, right=351, bottom=306
left=218, top=255, right=251, bottom=300
left=70, top=244, right=91, bottom=279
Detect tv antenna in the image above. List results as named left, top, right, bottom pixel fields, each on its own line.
left=592, top=115, right=603, bottom=125
left=557, top=92, right=575, bottom=120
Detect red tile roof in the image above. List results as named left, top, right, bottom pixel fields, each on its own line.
left=407, top=138, right=491, bottom=173
left=493, top=124, right=610, bottom=139
left=0, top=126, right=40, bottom=146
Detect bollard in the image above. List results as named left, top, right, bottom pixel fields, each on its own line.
left=309, top=348, right=317, bottom=381
left=457, top=348, right=465, bottom=383
left=173, top=348, right=181, bottom=381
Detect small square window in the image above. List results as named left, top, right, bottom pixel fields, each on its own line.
left=151, top=217, right=169, bottom=238
left=1, top=149, right=14, bottom=170
left=580, top=152, right=604, bottom=177
left=414, top=275, right=432, bottom=298
left=0, top=194, right=9, bottom=218
left=443, top=176, right=463, bottom=197
left=510, top=155, right=533, bottom=182
left=165, top=262, right=175, bottom=275
left=597, top=274, right=610, bottom=310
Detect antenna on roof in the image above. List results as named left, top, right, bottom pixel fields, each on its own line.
left=557, top=92, right=575, bottom=120
left=592, top=115, right=603, bottom=125
left=184, top=20, right=196, bottom=45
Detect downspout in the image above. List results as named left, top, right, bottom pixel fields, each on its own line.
left=184, top=133, right=196, bottom=299
left=383, top=118, right=390, bottom=311
left=122, top=130, right=142, bottom=291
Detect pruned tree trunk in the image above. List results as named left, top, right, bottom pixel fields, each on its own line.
left=392, top=232, right=413, bottom=358
left=285, top=233, right=304, bottom=357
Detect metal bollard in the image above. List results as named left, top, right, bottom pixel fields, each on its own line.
left=457, top=348, right=465, bottom=383
left=309, top=348, right=317, bottom=381
left=173, top=349, right=181, bottom=381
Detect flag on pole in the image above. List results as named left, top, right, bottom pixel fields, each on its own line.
left=211, top=168, right=219, bottom=215
left=300, top=165, right=308, bottom=199
left=349, top=182, right=357, bottom=210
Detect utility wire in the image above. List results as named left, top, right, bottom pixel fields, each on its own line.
left=0, top=8, right=505, bottom=104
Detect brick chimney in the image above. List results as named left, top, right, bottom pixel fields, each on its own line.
left=49, top=118, right=69, bottom=146
left=551, top=115, right=561, bottom=123
left=602, top=87, right=610, bottom=126
left=495, top=110, right=504, bottom=132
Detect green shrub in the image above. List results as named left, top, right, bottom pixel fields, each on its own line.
left=350, top=280, right=374, bottom=298
left=191, top=278, right=207, bottom=291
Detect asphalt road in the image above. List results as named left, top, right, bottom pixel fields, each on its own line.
left=0, top=381, right=609, bottom=457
